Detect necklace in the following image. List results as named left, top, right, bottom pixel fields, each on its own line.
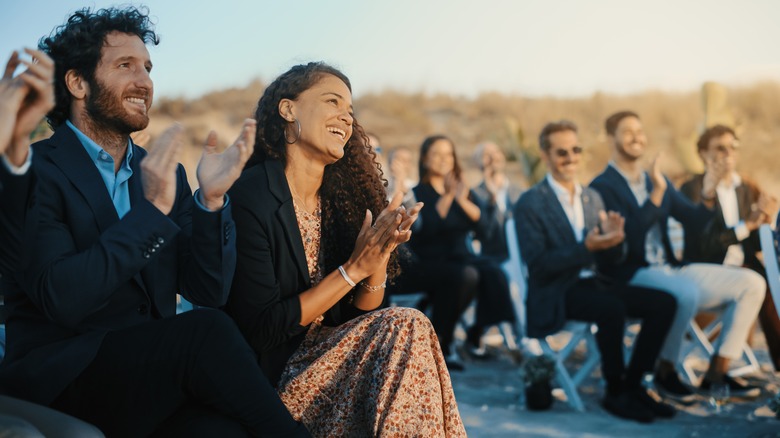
left=289, top=183, right=320, bottom=215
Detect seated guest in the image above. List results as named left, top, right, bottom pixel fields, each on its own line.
left=0, top=7, right=309, bottom=436
left=590, top=111, right=765, bottom=401
left=225, top=62, right=465, bottom=437
left=680, top=124, right=780, bottom=371
left=403, top=135, right=513, bottom=368
left=468, top=141, right=522, bottom=353
left=515, top=120, right=677, bottom=423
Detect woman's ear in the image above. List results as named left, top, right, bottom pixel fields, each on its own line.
left=278, top=99, right=295, bottom=122
left=64, top=69, right=88, bottom=100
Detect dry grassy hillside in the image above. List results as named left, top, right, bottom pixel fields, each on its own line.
left=140, top=80, right=780, bottom=196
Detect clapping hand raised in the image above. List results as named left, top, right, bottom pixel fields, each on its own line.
left=196, top=118, right=256, bottom=211
left=585, top=210, right=625, bottom=252
left=346, top=191, right=423, bottom=281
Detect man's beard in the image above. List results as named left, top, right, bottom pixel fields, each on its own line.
left=615, top=139, right=643, bottom=162
left=85, top=77, right=149, bottom=136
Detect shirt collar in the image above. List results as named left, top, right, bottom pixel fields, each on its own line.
left=546, top=173, right=582, bottom=201
left=66, top=120, right=133, bottom=167
left=609, top=160, right=644, bottom=185
left=717, top=172, right=742, bottom=191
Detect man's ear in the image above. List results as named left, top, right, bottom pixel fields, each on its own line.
left=65, top=69, right=88, bottom=100
left=278, top=99, right=295, bottom=122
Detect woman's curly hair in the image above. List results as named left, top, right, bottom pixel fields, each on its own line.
left=250, top=62, right=399, bottom=281
left=38, top=6, right=159, bottom=129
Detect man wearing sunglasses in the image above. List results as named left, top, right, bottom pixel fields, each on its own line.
left=590, top=112, right=765, bottom=402
left=680, top=125, right=780, bottom=372
left=514, top=120, right=677, bottom=422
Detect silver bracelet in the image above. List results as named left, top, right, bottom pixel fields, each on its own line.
left=360, top=275, right=387, bottom=293
left=338, top=265, right=356, bottom=288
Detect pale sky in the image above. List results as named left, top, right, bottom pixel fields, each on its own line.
left=2, top=0, right=779, bottom=99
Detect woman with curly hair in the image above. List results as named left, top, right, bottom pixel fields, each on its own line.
left=225, top=62, right=466, bottom=437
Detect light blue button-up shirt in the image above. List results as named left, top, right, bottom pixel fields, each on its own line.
left=67, top=120, right=133, bottom=218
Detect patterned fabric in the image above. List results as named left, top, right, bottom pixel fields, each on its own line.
left=281, top=200, right=466, bottom=437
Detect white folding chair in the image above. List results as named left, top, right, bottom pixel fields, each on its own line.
left=508, top=217, right=601, bottom=411
left=759, top=224, right=780, bottom=320
left=680, top=318, right=761, bottom=383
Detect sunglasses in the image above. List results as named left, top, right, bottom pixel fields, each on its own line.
left=552, top=146, right=583, bottom=158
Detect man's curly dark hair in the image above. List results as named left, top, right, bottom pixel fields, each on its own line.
left=38, top=6, right=159, bottom=129
left=249, top=62, right=399, bottom=280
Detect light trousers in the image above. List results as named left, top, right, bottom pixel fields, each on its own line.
left=630, top=263, right=765, bottom=361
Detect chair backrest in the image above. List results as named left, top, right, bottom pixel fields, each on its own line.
left=758, top=224, right=780, bottom=320
left=501, top=217, right=527, bottom=336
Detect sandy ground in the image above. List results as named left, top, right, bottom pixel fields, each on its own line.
left=451, top=329, right=780, bottom=437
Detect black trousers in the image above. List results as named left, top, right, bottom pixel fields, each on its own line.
left=471, top=257, right=516, bottom=330
left=564, top=278, right=676, bottom=392
left=390, top=257, right=477, bottom=354
left=51, top=309, right=309, bottom=438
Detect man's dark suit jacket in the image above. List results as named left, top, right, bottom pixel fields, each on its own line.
left=225, top=160, right=374, bottom=385
left=0, top=125, right=236, bottom=406
left=0, top=163, right=34, bottom=278
left=514, top=178, right=622, bottom=338
left=679, top=174, right=762, bottom=269
left=472, top=181, right=523, bottom=260
left=589, top=165, right=712, bottom=282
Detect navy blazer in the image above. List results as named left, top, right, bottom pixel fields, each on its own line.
left=590, top=165, right=713, bottom=282
left=0, top=125, right=236, bottom=405
left=225, top=160, right=374, bottom=385
left=0, top=163, right=34, bottom=277
left=514, top=179, right=623, bottom=338
left=679, top=174, right=762, bottom=268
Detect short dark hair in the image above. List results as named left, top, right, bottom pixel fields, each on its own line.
left=696, top=124, right=737, bottom=153
left=39, top=6, right=159, bottom=128
left=539, top=120, right=578, bottom=151
left=418, top=135, right=461, bottom=184
left=605, top=110, right=640, bottom=136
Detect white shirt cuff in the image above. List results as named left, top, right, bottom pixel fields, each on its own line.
left=734, top=221, right=750, bottom=241
left=1, top=149, right=32, bottom=175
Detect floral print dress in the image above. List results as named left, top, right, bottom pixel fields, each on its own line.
left=276, top=199, right=466, bottom=437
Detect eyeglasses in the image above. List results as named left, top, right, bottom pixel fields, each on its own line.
left=552, top=146, right=583, bottom=158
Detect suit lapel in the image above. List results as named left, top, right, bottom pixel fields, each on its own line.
left=47, top=127, right=120, bottom=232
left=538, top=181, right=577, bottom=245
left=266, top=161, right=311, bottom=285
left=582, top=189, right=599, bottom=231
left=735, top=183, right=751, bottom=221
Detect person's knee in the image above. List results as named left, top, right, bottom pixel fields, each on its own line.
left=461, top=265, right=479, bottom=288
left=741, top=270, right=766, bottom=303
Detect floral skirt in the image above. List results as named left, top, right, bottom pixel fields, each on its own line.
left=277, top=307, right=466, bottom=437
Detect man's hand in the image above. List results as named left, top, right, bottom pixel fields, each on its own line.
left=648, top=152, right=667, bottom=206
left=141, top=124, right=184, bottom=215
left=585, top=210, right=625, bottom=252
left=196, top=118, right=256, bottom=211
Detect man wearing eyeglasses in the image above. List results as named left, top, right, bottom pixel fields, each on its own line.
left=679, top=125, right=780, bottom=372
left=514, top=120, right=677, bottom=423
left=590, top=112, right=765, bottom=402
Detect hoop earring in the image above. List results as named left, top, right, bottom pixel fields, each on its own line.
left=284, top=119, right=302, bottom=144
